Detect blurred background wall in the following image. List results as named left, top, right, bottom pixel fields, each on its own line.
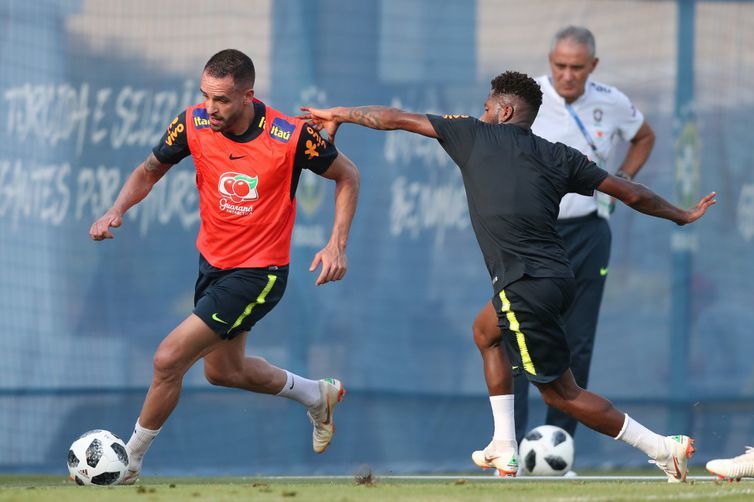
left=1, top=0, right=752, bottom=475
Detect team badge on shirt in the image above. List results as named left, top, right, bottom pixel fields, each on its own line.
left=193, top=108, right=211, bottom=129
left=218, top=171, right=259, bottom=216
left=269, top=118, right=295, bottom=143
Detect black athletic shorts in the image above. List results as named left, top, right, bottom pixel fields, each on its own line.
left=492, top=276, right=576, bottom=383
left=193, top=255, right=288, bottom=339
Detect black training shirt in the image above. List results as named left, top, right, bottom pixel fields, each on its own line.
left=427, top=114, right=608, bottom=291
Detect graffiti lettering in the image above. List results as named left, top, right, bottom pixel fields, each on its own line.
left=389, top=176, right=469, bottom=248
left=3, top=80, right=199, bottom=154
left=0, top=159, right=71, bottom=228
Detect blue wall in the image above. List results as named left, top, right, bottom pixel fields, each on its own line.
left=1, top=0, right=753, bottom=475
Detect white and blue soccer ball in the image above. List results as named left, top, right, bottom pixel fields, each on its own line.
left=67, top=429, right=129, bottom=486
left=519, top=425, right=575, bottom=476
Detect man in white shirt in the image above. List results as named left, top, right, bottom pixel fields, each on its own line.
left=472, top=26, right=655, bottom=445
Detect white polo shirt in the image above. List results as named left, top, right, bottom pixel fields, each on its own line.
left=532, top=75, right=644, bottom=219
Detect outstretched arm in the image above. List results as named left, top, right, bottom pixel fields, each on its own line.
left=89, top=153, right=173, bottom=240
left=309, top=151, right=361, bottom=285
left=597, top=175, right=716, bottom=226
left=300, top=106, right=438, bottom=143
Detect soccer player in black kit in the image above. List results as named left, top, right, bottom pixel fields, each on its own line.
left=301, top=71, right=716, bottom=481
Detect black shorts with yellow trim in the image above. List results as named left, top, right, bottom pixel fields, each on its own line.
left=193, top=255, right=288, bottom=340
left=492, top=276, right=575, bottom=384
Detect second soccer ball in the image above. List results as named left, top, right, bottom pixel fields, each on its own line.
left=519, top=425, right=575, bottom=476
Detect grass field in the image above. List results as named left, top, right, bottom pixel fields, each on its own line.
left=1, top=474, right=753, bottom=502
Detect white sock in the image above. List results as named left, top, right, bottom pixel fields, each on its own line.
left=614, top=413, right=670, bottom=460
left=490, top=394, right=517, bottom=450
left=276, top=370, right=321, bottom=408
left=126, top=420, right=160, bottom=464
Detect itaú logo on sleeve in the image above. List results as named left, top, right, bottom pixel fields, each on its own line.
left=218, top=172, right=258, bottom=215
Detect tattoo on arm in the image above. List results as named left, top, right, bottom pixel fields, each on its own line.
left=142, top=153, right=173, bottom=180
left=144, top=153, right=163, bottom=173
left=346, top=107, right=386, bottom=129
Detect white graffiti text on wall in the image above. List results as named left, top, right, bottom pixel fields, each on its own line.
left=0, top=159, right=199, bottom=236
left=4, top=81, right=198, bottom=156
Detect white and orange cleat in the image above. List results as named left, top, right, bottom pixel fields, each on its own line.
left=706, top=447, right=754, bottom=482
left=119, top=454, right=141, bottom=485
left=307, top=378, right=345, bottom=454
left=650, top=435, right=695, bottom=483
left=471, top=444, right=519, bottom=477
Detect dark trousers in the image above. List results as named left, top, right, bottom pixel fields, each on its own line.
left=514, top=213, right=611, bottom=442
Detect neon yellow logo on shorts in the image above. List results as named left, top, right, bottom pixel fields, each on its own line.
left=212, top=313, right=228, bottom=324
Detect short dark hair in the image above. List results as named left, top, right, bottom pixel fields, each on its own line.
left=203, top=49, right=255, bottom=89
left=490, top=71, right=542, bottom=112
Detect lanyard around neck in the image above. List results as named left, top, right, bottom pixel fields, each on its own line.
left=564, top=103, right=605, bottom=164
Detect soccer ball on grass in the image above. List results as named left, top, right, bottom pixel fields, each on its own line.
left=67, top=429, right=129, bottom=486
left=518, top=425, right=574, bottom=476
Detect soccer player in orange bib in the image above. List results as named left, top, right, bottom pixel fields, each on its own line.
left=90, top=49, right=360, bottom=483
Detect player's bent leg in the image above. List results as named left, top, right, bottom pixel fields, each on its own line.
left=203, top=336, right=345, bottom=453
left=472, top=303, right=519, bottom=474
left=535, top=372, right=694, bottom=482
left=122, top=314, right=222, bottom=485
left=203, top=332, right=288, bottom=394
left=473, top=301, right=513, bottom=395
left=533, top=370, right=624, bottom=437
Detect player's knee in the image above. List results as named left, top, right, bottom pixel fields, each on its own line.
left=472, top=317, right=501, bottom=349
left=538, top=380, right=580, bottom=411
left=152, top=346, right=186, bottom=381
left=539, top=387, right=563, bottom=409
left=537, top=383, right=570, bottom=410
left=204, top=364, right=235, bottom=387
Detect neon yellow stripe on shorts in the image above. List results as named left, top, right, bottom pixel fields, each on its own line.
left=498, top=290, right=536, bottom=376
left=228, top=274, right=278, bottom=334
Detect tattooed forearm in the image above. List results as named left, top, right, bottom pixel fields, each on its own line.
left=346, top=107, right=386, bottom=129
left=343, top=107, right=397, bottom=130
left=327, top=104, right=437, bottom=139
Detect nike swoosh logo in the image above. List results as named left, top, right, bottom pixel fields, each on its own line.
left=289, top=376, right=295, bottom=390
left=600, top=267, right=609, bottom=277
left=211, top=313, right=228, bottom=324
left=322, top=399, right=332, bottom=425
left=672, top=456, right=681, bottom=479
left=229, top=154, right=247, bottom=160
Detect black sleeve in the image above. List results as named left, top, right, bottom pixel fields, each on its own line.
left=426, top=114, right=479, bottom=168
left=293, top=124, right=338, bottom=175
left=564, top=145, right=609, bottom=195
left=152, top=111, right=191, bottom=165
